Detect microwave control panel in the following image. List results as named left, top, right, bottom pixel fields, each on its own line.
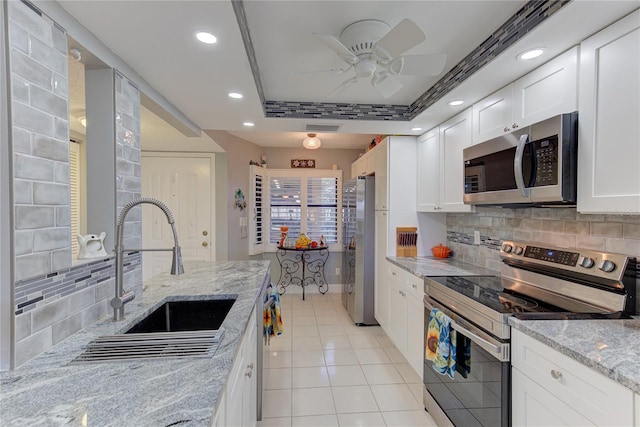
left=532, top=135, right=558, bottom=187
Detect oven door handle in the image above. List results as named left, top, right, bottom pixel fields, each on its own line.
left=424, top=296, right=508, bottom=360
left=449, top=322, right=501, bottom=354
left=514, top=133, right=530, bottom=198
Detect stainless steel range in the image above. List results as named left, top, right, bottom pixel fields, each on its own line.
left=422, top=241, right=637, bottom=427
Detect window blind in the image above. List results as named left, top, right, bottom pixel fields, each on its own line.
left=307, top=176, right=338, bottom=243
left=269, top=176, right=301, bottom=243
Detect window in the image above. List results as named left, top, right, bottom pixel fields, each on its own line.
left=250, top=168, right=342, bottom=253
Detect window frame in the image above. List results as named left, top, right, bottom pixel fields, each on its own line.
left=261, top=168, right=342, bottom=253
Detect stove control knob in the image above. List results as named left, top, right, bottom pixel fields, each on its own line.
left=502, top=244, right=513, bottom=253
left=597, top=260, right=616, bottom=273
left=514, top=246, right=524, bottom=255
left=578, top=256, right=595, bottom=268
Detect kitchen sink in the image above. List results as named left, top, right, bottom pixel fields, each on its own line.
left=125, top=298, right=236, bottom=334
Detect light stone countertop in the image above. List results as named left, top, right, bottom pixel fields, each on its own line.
left=510, top=317, right=640, bottom=394
left=0, top=260, right=271, bottom=427
left=387, top=256, right=496, bottom=278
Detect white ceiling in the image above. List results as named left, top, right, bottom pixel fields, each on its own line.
left=58, top=1, right=639, bottom=149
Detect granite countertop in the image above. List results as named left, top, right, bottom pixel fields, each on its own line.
left=387, top=256, right=496, bottom=278
left=0, top=260, right=271, bottom=426
left=510, top=317, right=640, bottom=394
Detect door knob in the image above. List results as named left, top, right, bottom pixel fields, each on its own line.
left=202, top=241, right=208, bottom=248
left=202, top=230, right=208, bottom=236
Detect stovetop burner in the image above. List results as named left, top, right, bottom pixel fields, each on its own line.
left=429, top=276, right=566, bottom=315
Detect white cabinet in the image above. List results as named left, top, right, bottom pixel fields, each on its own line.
left=416, top=109, right=474, bottom=213
left=635, top=393, right=640, bottom=426
left=439, top=108, right=474, bottom=212
left=512, top=329, right=633, bottom=427
left=225, top=307, right=258, bottom=427
left=577, top=10, right=640, bottom=214
left=375, top=139, right=388, bottom=210
left=416, top=128, right=440, bottom=212
left=211, top=391, right=226, bottom=427
left=351, top=150, right=375, bottom=177
left=472, top=47, right=578, bottom=144
left=374, top=210, right=389, bottom=327
left=384, top=261, right=424, bottom=377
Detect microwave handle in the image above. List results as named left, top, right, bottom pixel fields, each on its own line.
left=514, top=134, right=530, bottom=198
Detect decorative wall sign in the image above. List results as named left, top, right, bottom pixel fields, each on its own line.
left=234, top=188, right=247, bottom=211
left=291, top=159, right=316, bottom=168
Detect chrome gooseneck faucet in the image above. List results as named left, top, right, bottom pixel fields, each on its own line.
left=111, top=197, right=184, bottom=321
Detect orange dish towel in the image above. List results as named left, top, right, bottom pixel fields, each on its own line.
left=263, top=287, right=283, bottom=344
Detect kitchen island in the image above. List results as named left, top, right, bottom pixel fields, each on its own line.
left=0, top=260, right=270, bottom=426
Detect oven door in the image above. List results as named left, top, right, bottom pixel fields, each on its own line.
left=424, top=296, right=511, bottom=427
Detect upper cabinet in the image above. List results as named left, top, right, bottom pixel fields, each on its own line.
left=351, top=149, right=376, bottom=178
left=472, top=47, right=578, bottom=144
left=375, top=139, right=388, bottom=210
left=417, top=109, right=474, bottom=213
left=577, top=10, right=640, bottom=214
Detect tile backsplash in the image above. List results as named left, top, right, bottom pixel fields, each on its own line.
left=446, top=207, right=640, bottom=311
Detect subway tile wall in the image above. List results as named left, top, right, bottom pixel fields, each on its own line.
left=9, top=0, right=71, bottom=282
left=7, top=1, right=144, bottom=366
left=114, top=71, right=143, bottom=298
left=446, top=207, right=640, bottom=310
left=14, top=252, right=141, bottom=366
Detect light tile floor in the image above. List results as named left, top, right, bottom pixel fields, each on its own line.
left=259, top=292, right=437, bottom=427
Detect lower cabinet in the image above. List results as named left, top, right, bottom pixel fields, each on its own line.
left=384, top=261, right=425, bottom=377
left=512, top=329, right=633, bottom=426
left=221, top=306, right=258, bottom=427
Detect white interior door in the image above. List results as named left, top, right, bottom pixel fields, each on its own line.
left=141, top=154, right=213, bottom=282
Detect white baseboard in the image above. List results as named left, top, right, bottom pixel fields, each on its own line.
left=277, top=283, right=342, bottom=295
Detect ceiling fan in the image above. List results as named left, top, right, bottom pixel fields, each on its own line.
left=313, top=18, right=447, bottom=98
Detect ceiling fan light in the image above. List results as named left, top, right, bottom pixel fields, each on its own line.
left=303, top=133, right=321, bottom=149
left=388, top=57, right=404, bottom=75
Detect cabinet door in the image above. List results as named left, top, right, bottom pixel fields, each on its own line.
left=439, top=108, right=474, bottom=212
left=212, top=392, right=226, bottom=427
left=512, top=367, right=592, bottom=426
left=242, top=310, right=258, bottom=427
left=416, top=128, right=441, bottom=212
left=374, top=211, right=389, bottom=327
left=388, top=277, right=407, bottom=351
left=405, top=292, right=424, bottom=377
left=512, top=46, right=578, bottom=129
left=577, top=11, right=640, bottom=214
left=472, top=85, right=513, bottom=144
left=366, top=151, right=376, bottom=176
left=375, top=140, right=388, bottom=210
left=226, top=345, right=245, bottom=427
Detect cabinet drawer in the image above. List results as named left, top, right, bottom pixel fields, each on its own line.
left=512, top=329, right=633, bottom=426
left=405, top=272, right=424, bottom=300
left=387, top=263, right=403, bottom=282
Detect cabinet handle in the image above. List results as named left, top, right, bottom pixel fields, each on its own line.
left=512, top=123, right=519, bottom=129
left=245, top=369, right=252, bottom=378
left=550, top=369, right=562, bottom=380
left=504, top=127, right=509, bottom=132
left=412, top=284, right=417, bottom=289
left=247, top=362, right=254, bottom=369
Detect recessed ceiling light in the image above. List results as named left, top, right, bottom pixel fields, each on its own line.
left=518, top=48, right=545, bottom=60
left=243, top=122, right=255, bottom=127
left=448, top=100, right=464, bottom=106
left=195, top=31, right=218, bottom=45
left=228, top=92, right=243, bottom=99
left=411, top=127, right=422, bottom=131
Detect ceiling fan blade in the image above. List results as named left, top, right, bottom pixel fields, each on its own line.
left=372, top=74, right=402, bottom=98
left=396, top=53, right=447, bottom=76
left=314, top=34, right=359, bottom=65
left=373, top=18, right=426, bottom=62
left=327, top=76, right=360, bottom=98
left=292, top=66, right=352, bottom=76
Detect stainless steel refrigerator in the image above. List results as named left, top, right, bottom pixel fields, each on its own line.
left=342, top=176, right=377, bottom=325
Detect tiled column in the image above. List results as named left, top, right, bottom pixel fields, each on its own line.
left=8, top=0, right=71, bottom=282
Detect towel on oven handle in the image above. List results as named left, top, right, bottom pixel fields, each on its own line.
left=425, top=308, right=457, bottom=379
left=263, top=285, right=284, bottom=344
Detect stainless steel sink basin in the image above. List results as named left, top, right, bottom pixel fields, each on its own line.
left=70, top=298, right=236, bottom=364
left=125, top=298, right=236, bottom=334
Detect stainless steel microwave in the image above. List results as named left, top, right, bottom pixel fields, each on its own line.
left=463, top=112, right=578, bottom=207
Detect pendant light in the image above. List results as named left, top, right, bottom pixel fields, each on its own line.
left=303, top=133, right=321, bottom=149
